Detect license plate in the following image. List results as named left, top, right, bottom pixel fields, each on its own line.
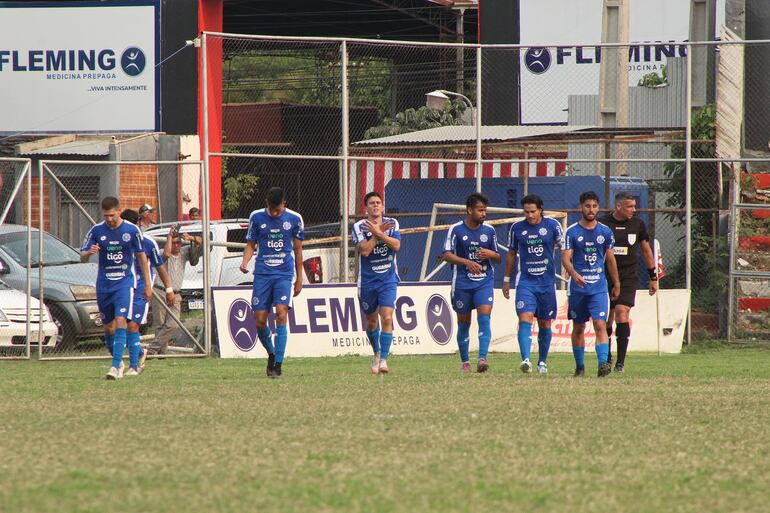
left=188, top=299, right=204, bottom=310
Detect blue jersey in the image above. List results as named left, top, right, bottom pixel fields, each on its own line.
left=352, top=217, right=401, bottom=287
left=135, top=236, right=164, bottom=291
left=508, top=217, right=563, bottom=287
left=246, top=208, right=305, bottom=277
left=443, top=221, right=498, bottom=290
left=81, top=220, right=144, bottom=293
left=563, top=222, right=615, bottom=295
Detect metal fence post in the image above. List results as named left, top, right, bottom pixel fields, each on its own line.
left=341, top=40, right=350, bottom=283
left=476, top=45, right=482, bottom=194
left=685, top=42, right=693, bottom=346
left=201, top=33, right=213, bottom=356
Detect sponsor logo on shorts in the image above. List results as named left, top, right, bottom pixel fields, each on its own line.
left=517, top=300, right=525, bottom=309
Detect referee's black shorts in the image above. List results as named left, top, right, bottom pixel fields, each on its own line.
left=609, top=278, right=637, bottom=309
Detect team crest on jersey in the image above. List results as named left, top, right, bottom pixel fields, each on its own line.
left=122, top=233, right=131, bottom=242
left=628, top=234, right=637, bottom=245
left=283, top=221, right=291, bottom=230
left=539, top=228, right=547, bottom=236
left=480, top=234, right=488, bottom=242
left=597, top=235, right=605, bottom=244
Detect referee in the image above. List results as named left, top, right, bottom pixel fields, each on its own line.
left=600, top=192, right=658, bottom=372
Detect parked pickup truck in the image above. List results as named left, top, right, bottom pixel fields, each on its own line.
left=144, top=220, right=352, bottom=311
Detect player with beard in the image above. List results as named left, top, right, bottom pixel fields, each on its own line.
left=442, top=193, right=501, bottom=373
left=600, top=192, right=658, bottom=372
left=561, top=191, right=620, bottom=377
left=352, top=192, right=401, bottom=374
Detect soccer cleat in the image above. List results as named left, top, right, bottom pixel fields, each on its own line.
left=573, top=366, right=585, bottom=377
left=607, top=353, right=613, bottom=366
left=519, top=358, right=532, bottom=374
left=371, top=354, right=381, bottom=375
left=477, top=358, right=489, bottom=373
left=461, top=362, right=471, bottom=373
left=266, top=353, right=276, bottom=378
left=597, top=362, right=612, bottom=377
left=125, top=368, right=140, bottom=377
left=536, top=361, right=548, bottom=374
left=614, top=364, right=624, bottom=373
left=117, top=361, right=125, bottom=379
left=105, top=366, right=121, bottom=380
left=273, top=362, right=283, bottom=378
left=378, top=359, right=389, bottom=374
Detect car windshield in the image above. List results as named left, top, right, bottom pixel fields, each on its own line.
left=0, top=231, right=81, bottom=267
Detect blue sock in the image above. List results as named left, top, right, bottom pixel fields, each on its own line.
left=478, top=315, right=491, bottom=360
left=104, top=333, right=115, bottom=356
left=517, top=321, right=532, bottom=361
left=457, top=322, right=471, bottom=363
left=538, top=328, right=552, bottom=364
left=380, top=331, right=393, bottom=360
left=274, top=325, right=288, bottom=364
left=572, top=346, right=585, bottom=369
left=258, top=327, right=274, bottom=354
left=112, top=328, right=126, bottom=369
left=127, top=331, right=141, bottom=369
left=595, top=342, right=609, bottom=365
left=366, top=327, right=381, bottom=354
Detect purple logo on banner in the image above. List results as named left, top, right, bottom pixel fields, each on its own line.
left=228, top=298, right=258, bottom=351
left=426, top=294, right=452, bottom=345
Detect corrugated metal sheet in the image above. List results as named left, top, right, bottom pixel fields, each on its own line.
left=24, top=140, right=111, bottom=156
left=354, top=125, right=594, bottom=146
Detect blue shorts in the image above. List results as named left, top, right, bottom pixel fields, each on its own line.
left=130, top=291, right=150, bottom=325
left=515, top=284, right=557, bottom=319
left=252, top=275, right=293, bottom=312
left=358, top=282, right=397, bottom=315
left=452, top=284, right=494, bottom=314
left=568, top=292, right=610, bottom=324
left=97, top=288, right=134, bottom=325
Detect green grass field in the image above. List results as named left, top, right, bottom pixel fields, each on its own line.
left=2, top=346, right=770, bottom=513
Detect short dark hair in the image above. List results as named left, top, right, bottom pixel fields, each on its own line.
left=189, top=207, right=200, bottom=216
left=363, top=191, right=382, bottom=206
left=120, top=209, right=139, bottom=224
left=266, top=187, right=285, bottom=208
left=466, top=192, right=489, bottom=210
left=579, top=191, right=600, bottom=205
left=615, top=191, right=636, bottom=204
left=101, top=196, right=120, bottom=211
left=520, top=194, right=544, bottom=210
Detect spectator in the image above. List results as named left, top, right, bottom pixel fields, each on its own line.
left=189, top=207, right=201, bottom=221
left=138, top=204, right=156, bottom=231
left=146, top=224, right=203, bottom=355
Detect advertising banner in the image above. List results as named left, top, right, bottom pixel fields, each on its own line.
left=0, top=1, right=159, bottom=133
left=213, top=283, right=689, bottom=358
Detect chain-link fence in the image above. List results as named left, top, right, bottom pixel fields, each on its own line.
left=31, top=160, right=208, bottom=361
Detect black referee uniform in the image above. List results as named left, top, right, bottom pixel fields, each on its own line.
left=600, top=212, right=650, bottom=368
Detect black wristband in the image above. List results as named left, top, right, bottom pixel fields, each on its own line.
left=648, top=268, right=657, bottom=280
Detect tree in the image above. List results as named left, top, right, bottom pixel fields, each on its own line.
left=363, top=99, right=468, bottom=139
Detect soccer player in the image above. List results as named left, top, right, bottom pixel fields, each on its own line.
left=352, top=192, right=401, bottom=375
left=442, top=193, right=501, bottom=373
left=502, top=194, right=563, bottom=374
left=240, top=187, right=304, bottom=379
left=80, top=197, right=153, bottom=379
left=600, top=191, right=658, bottom=373
left=561, top=191, right=620, bottom=377
left=119, top=209, right=175, bottom=373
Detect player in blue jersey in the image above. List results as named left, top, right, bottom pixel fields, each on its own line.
left=352, top=192, right=401, bottom=375
left=561, top=191, right=621, bottom=377
left=80, top=197, right=153, bottom=380
left=240, top=187, right=304, bottom=379
left=502, top=194, right=564, bottom=375
left=442, top=193, right=501, bottom=373
left=119, top=209, right=175, bottom=374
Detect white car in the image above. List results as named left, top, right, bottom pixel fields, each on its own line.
left=0, top=280, right=59, bottom=348
left=144, top=220, right=349, bottom=311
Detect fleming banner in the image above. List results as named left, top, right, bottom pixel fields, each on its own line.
left=213, top=283, right=690, bottom=358
left=0, top=1, right=159, bottom=134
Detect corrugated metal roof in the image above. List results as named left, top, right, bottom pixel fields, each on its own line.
left=354, top=125, right=595, bottom=146
left=24, top=139, right=111, bottom=156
